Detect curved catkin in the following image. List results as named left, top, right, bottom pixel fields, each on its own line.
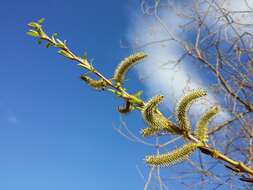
left=176, top=89, right=207, bottom=134
left=145, top=143, right=199, bottom=167
left=114, top=52, right=147, bottom=83
left=141, top=127, right=161, bottom=137
left=142, top=95, right=164, bottom=125
left=195, top=105, right=220, bottom=143
left=141, top=123, right=182, bottom=137
left=141, top=95, right=182, bottom=136
left=80, top=75, right=108, bottom=89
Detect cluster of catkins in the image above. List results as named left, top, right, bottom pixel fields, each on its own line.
left=142, top=89, right=219, bottom=167
left=81, top=52, right=220, bottom=167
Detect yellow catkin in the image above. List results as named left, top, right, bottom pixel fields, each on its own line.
left=114, top=52, right=147, bottom=83
left=80, top=75, right=108, bottom=89
left=145, top=143, right=200, bottom=167
left=141, top=122, right=181, bottom=137
left=142, top=95, right=164, bottom=125
left=195, top=105, right=220, bottom=143
left=176, top=89, right=207, bottom=134
left=141, top=95, right=181, bottom=136
left=141, top=127, right=160, bottom=137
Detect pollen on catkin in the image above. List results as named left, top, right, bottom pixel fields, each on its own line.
left=195, top=105, right=220, bottom=143
left=113, top=52, right=147, bottom=84
left=145, top=143, right=200, bottom=167
left=141, top=126, right=161, bottom=137
left=176, top=89, right=207, bottom=134
left=80, top=75, right=108, bottom=90
left=141, top=95, right=181, bottom=136
left=141, top=95, right=164, bottom=125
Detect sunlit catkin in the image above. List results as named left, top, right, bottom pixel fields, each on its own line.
left=176, top=89, right=207, bottom=135
left=141, top=95, right=181, bottom=136
left=80, top=75, right=108, bottom=90
left=195, top=105, right=220, bottom=143
left=145, top=143, right=200, bottom=167
left=114, top=52, right=147, bottom=84
left=141, top=126, right=161, bottom=137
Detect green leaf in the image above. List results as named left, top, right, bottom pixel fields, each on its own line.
left=83, top=51, right=87, bottom=60
left=58, top=50, right=73, bottom=58
left=56, top=38, right=64, bottom=45
left=55, top=43, right=65, bottom=48
left=27, top=22, right=40, bottom=29
left=36, top=27, right=44, bottom=36
left=55, top=38, right=65, bottom=48
left=51, top=33, right=58, bottom=37
left=51, top=38, right=56, bottom=44
left=46, top=43, right=51, bottom=48
left=133, top=90, right=143, bottom=98
left=51, top=33, right=58, bottom=43
left=26, top=30, right=39, bottom=37
left=37, top=18, right=45, bottom=25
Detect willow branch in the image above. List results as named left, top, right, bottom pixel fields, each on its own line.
left=199, top=146, right=253, bottom=176
left=27, top=18, right=253, bottom=182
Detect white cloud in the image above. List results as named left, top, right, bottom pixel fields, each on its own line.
left=128, top=1, right=231, bottom=123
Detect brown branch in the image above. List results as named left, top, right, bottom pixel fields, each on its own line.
left=191, top=49, right=253, bottom=112
left=199, top=146, right=253, bottom=176
left=209, top=111, right=249, bottom=135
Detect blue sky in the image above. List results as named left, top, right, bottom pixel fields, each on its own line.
left=0, top=0, right=154, bottom=189
left=2, top=0, right=252, bottom=189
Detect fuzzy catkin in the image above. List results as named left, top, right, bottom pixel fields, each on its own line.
left=141, top=95, right=181, bottom=136
left=141, top=126, right=161, bottom=137
left=142, top=95, right=164, bottom=126
left=195, top=105, right=219, bottom=143
left=145, top=143, right=200, bottom=167
left=176, top=89, right=207, bottom=134
left=114, top=52, right=146, bottom=83
left=80, top=75, right=108, bottom=89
